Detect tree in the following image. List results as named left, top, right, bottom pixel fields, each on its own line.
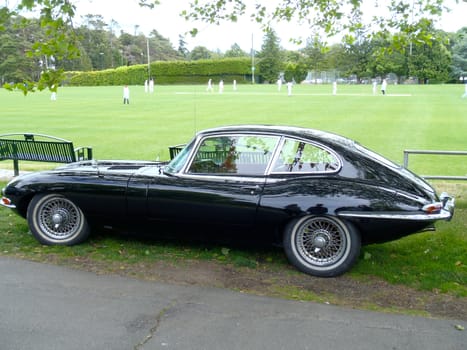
left=148, top=30, right=182, bottom=61
left=257, top=29, right=284, bottom=83
left=77, top=15, right=114, bottom=70
left=2, top=1, right=82, bottom=93
left=302, top=36, right=329, bottom=73
left=181, top=0, right=451, bottom=49
left=451, top=27, right=467, bottom=81
left=5, top=1, right=454, bottom=53
left=59, top=37, right=93, bottom=71
left=0, top=0, right=460, bottom=91
left=0, top=16, right=42, bottom=84
left=367, top=37, right=406, bottom=81
left=225, top=43, right=248, bottom=57
left=407, top=30, right=451, bottom=83
left=190, top=46, right=212, bottom=60
left=178, top=34, right=189, bottom=59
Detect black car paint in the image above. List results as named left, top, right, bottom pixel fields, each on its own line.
left=2, top=126, right=447, bottom=247
left=2, top=169, right=431, bottom=246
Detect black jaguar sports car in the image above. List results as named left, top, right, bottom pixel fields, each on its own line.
left=1, top=125, right=455, bottom=277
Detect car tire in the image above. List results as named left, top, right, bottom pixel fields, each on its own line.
left=27, top=194, right=90, bottom=246
left=283, top=215, right=361, bottom=277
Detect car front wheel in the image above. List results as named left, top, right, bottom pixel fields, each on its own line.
left=27, top=194, right=90, bottom=245
left=283, top=215, right=361, bottom=277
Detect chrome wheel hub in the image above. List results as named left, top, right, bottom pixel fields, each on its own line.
left=312, top=230, right=329, bottom=249
left=296, top=217, right=347, bottom=267
left=38, top=197, right=80, bottom=240
left=52, top=209, right=69, bottom=228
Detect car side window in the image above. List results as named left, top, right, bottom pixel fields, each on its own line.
left=187, top=135, right=279, bottom=176
left=272, top=138, right=340, bottom=173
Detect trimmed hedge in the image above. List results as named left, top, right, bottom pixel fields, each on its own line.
left=67, top=57, right=257, bottom=86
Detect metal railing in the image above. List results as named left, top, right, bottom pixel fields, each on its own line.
left=403, top=150, right=467, bottom=181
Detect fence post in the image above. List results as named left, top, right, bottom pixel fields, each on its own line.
left=403, top=150, right=409, bottom=168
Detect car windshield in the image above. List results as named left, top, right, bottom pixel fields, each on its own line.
left=164, top=140, right=195, bottom=174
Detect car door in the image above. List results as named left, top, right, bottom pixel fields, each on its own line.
left=256, top=136, right=343, bottom=227
left=146, top=134, right=280, bottom=228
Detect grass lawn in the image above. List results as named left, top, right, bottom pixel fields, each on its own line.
left=0, top=84, right=466, bottom=298
left=1, top=83, right=466, bottom=175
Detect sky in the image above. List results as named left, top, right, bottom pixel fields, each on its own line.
left=23, top=0, right=467, bottom=52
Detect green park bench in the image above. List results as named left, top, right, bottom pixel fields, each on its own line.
left=169, top=144, right=186, bottom=159
left=0, top=133, right=93, bottom=176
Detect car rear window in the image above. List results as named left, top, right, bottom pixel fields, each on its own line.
left=271, top=138, right=340, bottom=173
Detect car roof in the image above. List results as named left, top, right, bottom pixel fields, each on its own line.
left=197, top=125, right=355, bottom=148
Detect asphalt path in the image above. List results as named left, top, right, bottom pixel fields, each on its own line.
left=0, top=257, right=465, bottom=350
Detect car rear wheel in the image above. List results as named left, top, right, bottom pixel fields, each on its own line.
left=27, top=194, right=90, bottom=245
left=283, top=215, right=361, bottom=277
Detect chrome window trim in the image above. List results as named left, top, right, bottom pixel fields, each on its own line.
left=264, top=136, right=285, bottom=175
left=177, top=173, right=267, bottom=184
left=177, top=134, right=204, bottom=174
left=176, top=131, right=342, bottom=178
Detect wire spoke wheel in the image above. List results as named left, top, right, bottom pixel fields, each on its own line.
left=297, top=217, right=346, bottom=266
left=27, top=194, right=90, bottom=245
left=38, top=197, right=81, bottom=240
left=284, top=215, right=361, bottom=277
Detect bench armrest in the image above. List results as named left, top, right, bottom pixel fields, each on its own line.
left=74, top=146, right=93, bottom=161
